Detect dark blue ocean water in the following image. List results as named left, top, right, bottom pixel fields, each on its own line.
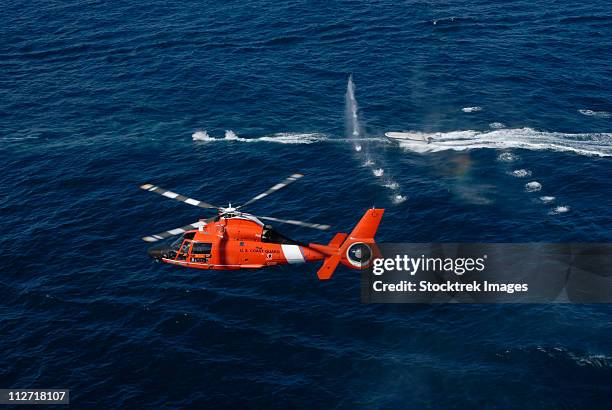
left=2, top=0, right=612, bottom=408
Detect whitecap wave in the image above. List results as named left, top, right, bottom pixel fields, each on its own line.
left=388, top=128, right=612, bottom=157
left=373, top=168, right=384, bottom=177
left=525, top=181, right=542, bottom=192
left=462, top=106, right=482, bottom=113
left=579, top=109, right=611, bottom=118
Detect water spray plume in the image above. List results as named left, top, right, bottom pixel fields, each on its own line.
left=345, top=74, right=360, bottom=138
left=344, top=74, right=407, bottom=205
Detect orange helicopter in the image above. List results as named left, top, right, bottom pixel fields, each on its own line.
left=141, top=174, right=383, bottom=279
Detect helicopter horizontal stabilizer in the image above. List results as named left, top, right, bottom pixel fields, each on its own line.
left=317, top=254, right=341, bottom=280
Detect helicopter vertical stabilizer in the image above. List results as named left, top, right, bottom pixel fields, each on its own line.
left=346, top=208, right=384, bottom=240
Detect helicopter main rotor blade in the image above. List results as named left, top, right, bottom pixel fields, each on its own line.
left=236, top=173, right=303, bottom=210
left=140, top=184, right=219, bottom=210
left=258, top=215, right=330, bottom=231
left=142, top=221, right=208, bottom=242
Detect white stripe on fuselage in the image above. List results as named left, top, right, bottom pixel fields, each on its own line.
left=281, top=244, right=305, bottom=264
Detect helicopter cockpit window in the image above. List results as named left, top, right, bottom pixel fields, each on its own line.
left=171, top=237, right=183, bottom=250
left=171, top=234, right=194, bottom=250
left=192, top=242, right=212, bottom=254
left=261, top=228, right=298, bottom=245
left=177, top=240, right=192, bottom=260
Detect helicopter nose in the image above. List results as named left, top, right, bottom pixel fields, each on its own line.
left=147, top=246, right=173, bottom=260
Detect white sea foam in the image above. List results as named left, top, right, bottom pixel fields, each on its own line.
left=462, top=106, right=482, bottom=113
left=387, top=128, right=612, bottom=157
left=224, top=130, right=238, bottom=140
left=192, top=130, right=213, bottom=141
left=384, top=182, right=399, bottom=190
left=256, top=133, right=326, bottom=144
left=489, top=122, right=505, bottom=129
left=498, top=152, right=519, bottom=162
left=549, top=205, right=570, bottom=214
left=364, top=159, right=375, bottom=166
left=540, top=196, right=556, bottom=203
left=511, top=169, right=532, bottom=178
left=192, top=130, right=326, bottom=144
left=525, top=181, right=542, bottom=192
left=579, top=109, right=611, bottom=118
left=373, top=168, right=384, bottom=177
left=392, top=194, right=407, bottom=204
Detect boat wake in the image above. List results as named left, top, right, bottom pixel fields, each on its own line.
left=387, top=128, right=612, bottom=157
left=193, top=130, right=327, bottom=144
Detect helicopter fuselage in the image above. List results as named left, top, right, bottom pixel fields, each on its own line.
left=149, top=216, right=326, bottom=270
